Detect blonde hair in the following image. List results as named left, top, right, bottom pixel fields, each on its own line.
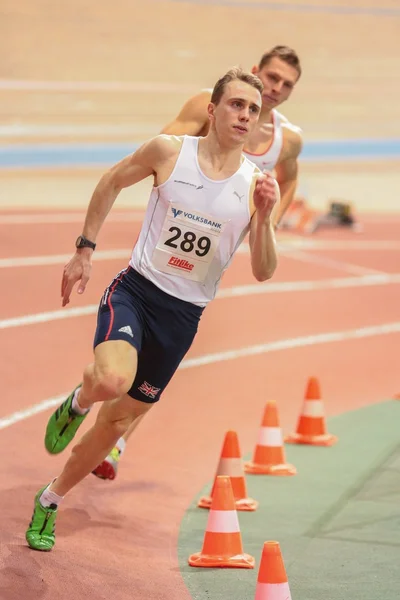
left=211, top=67, right=263, bottom=105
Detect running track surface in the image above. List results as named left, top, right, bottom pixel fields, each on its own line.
left=0, top=209, right=399, bottom=599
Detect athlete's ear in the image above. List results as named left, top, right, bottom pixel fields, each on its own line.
left=251, top=65, right=259, bottom=75
left=207, top=102, right=215, bottom=122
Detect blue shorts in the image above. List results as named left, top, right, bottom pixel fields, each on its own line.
left=93, top=266, right=204, bottom=403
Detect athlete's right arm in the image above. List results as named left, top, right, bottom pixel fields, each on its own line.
left=82, top=135, right=176, bottom=244
left=161, top=91, right=210, bottom=135
left=60, top=136, right=176, bottom=306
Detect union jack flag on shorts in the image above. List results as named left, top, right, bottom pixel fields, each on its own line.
left=138, top=381, right=160, bottom=399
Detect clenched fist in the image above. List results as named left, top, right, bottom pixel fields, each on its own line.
left=253, top=172, right=279, bottom=224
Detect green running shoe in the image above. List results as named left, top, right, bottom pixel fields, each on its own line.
left=45, top=385, right=87, bottom=454
left=26, top=486, right=58, bottom=551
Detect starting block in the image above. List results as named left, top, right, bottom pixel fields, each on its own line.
left=279, top=197, right=361, bottom=234
left=306, top=200, right=361, bottom=234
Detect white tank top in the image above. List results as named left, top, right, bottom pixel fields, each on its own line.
left=130, top=135, right=255, bottom=306
left=243, top=109, right=283, bottom=172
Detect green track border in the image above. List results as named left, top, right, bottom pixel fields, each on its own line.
left=178, top=400, right=400, bottom=600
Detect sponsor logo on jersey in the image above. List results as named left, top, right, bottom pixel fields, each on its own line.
left=168, top=256, right=194, bottom=271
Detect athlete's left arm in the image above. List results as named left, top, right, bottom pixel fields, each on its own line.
left=273, top=129, right=303, bottom=227
left=249, top=173, right=280, bottom=282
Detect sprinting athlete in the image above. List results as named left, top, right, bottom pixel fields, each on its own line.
left=26, top=67, right=280, bottom=551
left=94, top=45, right=303, bottom=481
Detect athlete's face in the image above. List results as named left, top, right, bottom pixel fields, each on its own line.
left=253, top=57, right=299, bottom=110
left=210, top=80, right=262, bottom=145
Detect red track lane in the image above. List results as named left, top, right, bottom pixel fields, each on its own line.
left=1, top=277, right=399, bottom=414
left=0, top=250, right=375, bottom=319
left=306, top=249, right=400, bottom=273
left=0, top=217, right=399, bottom=600
left=0, top=220, right=140, bottom=258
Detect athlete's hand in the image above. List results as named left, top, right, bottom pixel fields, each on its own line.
left=61, top=249, right=92, bottom=306
left=253, top=173, right=278, bottom=224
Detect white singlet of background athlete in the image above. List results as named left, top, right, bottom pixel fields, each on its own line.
left=130, top=135, right=256, bottom=307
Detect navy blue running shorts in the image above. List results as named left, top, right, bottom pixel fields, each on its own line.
left=93, top=266, right=204, bottom=403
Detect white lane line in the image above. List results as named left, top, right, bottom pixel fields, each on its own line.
left=282, top=249, right=386, bottom=275
left=216, top=273, right=400, bottom=299
left=0, top=212, right=144, bottom=225
left=0, top=123, right=162, bottom=137
left=180, top=321, right=400, bottom=369
left=0, top=249, right=130, bottom=268
left=1, top=320, right=399, bottom=430
left=1, top=273, right=400, bottom=331
left=1, top=238, right=398, bottom=268
left=0, top=79, right=199, bottom=93
left=276, top=240, right=400, bottom=251
left=0, top=396, right=67, bottom=430
left=0, top=305, right=98, bottom=329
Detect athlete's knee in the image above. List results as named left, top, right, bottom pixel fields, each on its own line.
left=92, top=366, right=133, bottom=401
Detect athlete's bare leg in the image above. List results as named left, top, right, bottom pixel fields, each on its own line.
left=48, top=340, right=151, bottom=496
left=51, top=395, right=151, bottom=496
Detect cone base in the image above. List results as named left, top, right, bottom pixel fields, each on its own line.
left=244, top=461, right=297, bottom=476
left=285, top=432, right=338, bottom=446
left=188, top=552, right=255, bottom=569
left=255, top=581, right=292, bottom=600
left=197, top=495, right=259, bottom=511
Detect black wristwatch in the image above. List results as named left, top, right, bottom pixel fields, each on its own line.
left=75, top=235, right=96, bottom=251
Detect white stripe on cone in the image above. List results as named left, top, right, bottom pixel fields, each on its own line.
left=257, top=426, right=283, bottom=447
left=301, top=399, right=324, bottom=417
left=206, top=509, right=240, bottom=533
left=217, top=457, right=243, bottom=477
left=255, top=582, right=292, bottom=600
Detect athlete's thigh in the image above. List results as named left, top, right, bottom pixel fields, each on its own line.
left=93, top=267, right=145, bottom=387
left=93, top=340, right=138, bottom=390
left=129, top=314, right=199, bottom=403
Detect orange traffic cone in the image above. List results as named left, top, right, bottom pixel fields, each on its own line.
left=285, top=377, right=337, bottom=446
left=244, top=401, right=296, bottom=476
left=188, top=475, right=255, bottom=568
left=198, top=430, right=258, bottom=511
left=254, top=541, right=292, bottom=600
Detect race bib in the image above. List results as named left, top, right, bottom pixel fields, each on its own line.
left=152, top=203, right=227, bottom=282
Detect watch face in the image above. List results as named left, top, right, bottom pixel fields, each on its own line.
left=76, top=236, right=84, bottom=248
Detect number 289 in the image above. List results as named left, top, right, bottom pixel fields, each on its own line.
left=165, top=227, right=211, bottom=257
